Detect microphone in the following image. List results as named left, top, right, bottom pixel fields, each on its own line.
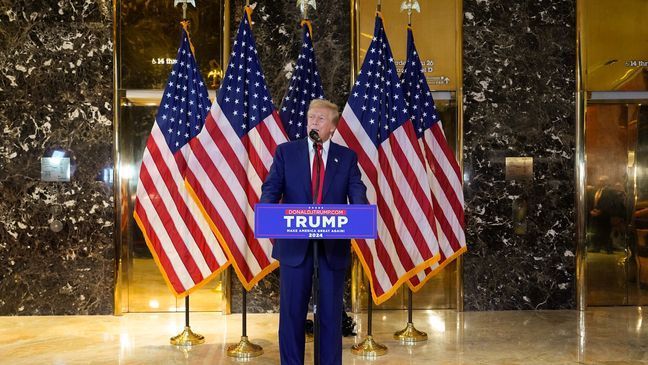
left=309, top=129, right=322, bottom=143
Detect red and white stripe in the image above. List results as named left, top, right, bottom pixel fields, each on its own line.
left=333, top=105, right=441, bottom=304
left=134, top=123, right=230, bottom=296
left=185, top=103, right=288, bottom=290
left=408, top=121, right=467, bottom=289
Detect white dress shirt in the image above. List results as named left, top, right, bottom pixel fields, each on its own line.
left=308, top=138, right=330, bottom=176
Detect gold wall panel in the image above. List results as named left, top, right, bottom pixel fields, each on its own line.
left=582, top=0, right=648, bottom=91
left=354, top=0, right=460, bottom=91
left=120, top=0, right=225, bottom=90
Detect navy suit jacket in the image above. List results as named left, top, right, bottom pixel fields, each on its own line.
left=260, top=138, right=368, bottom=270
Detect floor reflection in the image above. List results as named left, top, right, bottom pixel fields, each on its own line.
left=126, top=258, right=224, bottom=313
left=587, top=251, right=648, bottom=306
left=2, top=307, right=648, bottom=364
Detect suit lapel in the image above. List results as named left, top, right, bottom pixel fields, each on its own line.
left=302, top=138, right=312, bottom=200
left=322, top=142, right=340, bottom=202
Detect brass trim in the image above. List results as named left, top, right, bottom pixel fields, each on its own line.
left=221, top=265, right=231, bottom=314
left=578, top=0, right=587, bottom=93
left=350, top=0, right=359, bottom=82
left=170, top=326, right=205, bottom=346
left=123, top=89, right=217, bottom=106
left=222, top=0, right=231, bottom=315
left=393, top=322, right=428, bottom=342
left=351, top=253, right=362, bottom=313
left=112, top=0, right=123, bottom=316
left=576, top=0, right=587, bottom=311
left=223, top=0, right=230, bottom=69
left=575, top=95, right=587, bottom=311
left=227, top=336, right=264, bottom=358
left=351, top=335, right=388, bottom=357
left=454, top=0, right=464, bottom=312
left=350, top=0, right=359, bottom=313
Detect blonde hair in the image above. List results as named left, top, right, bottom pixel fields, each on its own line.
left=308, top=99, right=340, bottom=126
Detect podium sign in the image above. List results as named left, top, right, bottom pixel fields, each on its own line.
left=254, top=204, right=377, bottom=239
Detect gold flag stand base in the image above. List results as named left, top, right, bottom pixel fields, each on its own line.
left=351, top=335, right=387, bottom=357
left=170, top=326, right=205, bottom=346
left=393, top=322, right=428, bottom=343
left=227, top=336, right=263, bottom=358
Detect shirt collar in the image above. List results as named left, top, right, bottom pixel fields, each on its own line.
left=310, top=138, right=331, bottom=154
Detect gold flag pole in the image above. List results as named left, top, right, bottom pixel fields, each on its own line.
left=393, top=0, right=427, bottom=344
left=169, top=0, right=204, bottom=347
left=351, top=1, right=387, bottom=357
left=226, top=4, right=262, bottom=358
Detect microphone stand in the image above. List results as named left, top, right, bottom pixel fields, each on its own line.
left=312, top=139, right=322, bottom=365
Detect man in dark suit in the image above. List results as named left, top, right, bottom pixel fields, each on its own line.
left=589, top=175, right=618, bottom=254
left=260, top=99, right=368, bottom=365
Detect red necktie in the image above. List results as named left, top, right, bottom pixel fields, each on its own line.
left=311, top=144, right=325, bottom=204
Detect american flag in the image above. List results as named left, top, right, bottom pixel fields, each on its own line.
left=331, top=14, right=440, bottom=305
left=279, top=21, right=325, bottom=140
left=184, top=8, right=288, bottom=290
left=133, top=25, right=230, bottom=297
left=402, top=27, right=467, bottom=291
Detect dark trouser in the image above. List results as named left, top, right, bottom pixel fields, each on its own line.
left=592, top=215, right=613, bottom=252
left=279, top=242, right=345, bottom=365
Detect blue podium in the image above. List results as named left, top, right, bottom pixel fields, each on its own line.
left=255, top=203, right=377, bottom=240
left=255, top=203, right=377, bottom=364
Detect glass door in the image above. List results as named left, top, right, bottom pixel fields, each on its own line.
left=585, top=100, right=648, bottom=306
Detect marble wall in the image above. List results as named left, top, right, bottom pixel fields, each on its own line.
left=228, top=0, right=351, bottom=313
left=0, top=0, right=115, bottom=315
left=462, top=0, right=576, bottom=310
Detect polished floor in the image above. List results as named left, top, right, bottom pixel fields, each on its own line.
left=587, top=251, right=648, bottom=306
left=2, top=308, right=648, bottom=364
